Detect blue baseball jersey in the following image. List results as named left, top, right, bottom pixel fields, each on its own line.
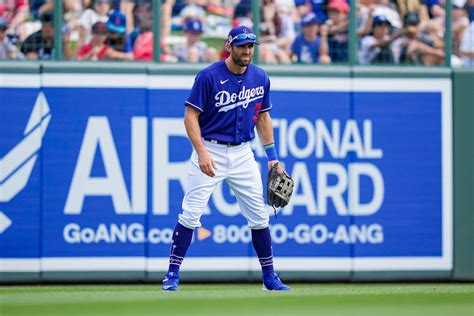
left=185, top=60, right=272, bottom=143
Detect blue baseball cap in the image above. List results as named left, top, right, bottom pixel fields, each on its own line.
left=373, top=15, right=391, bottom=26
left=227, top=25, right=259, bottom=46
left=184, top=18, right=203, bottom=33
left=107, top=11, right=126, bottom=34
left=301, top=12, right=321, bottom=26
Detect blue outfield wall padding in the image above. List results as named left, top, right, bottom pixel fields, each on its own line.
left=0, top=71, right=453, bottom=282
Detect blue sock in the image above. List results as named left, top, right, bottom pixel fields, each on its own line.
left=167, top=223, right=194, bottom=274
left=251, top=227, right=275, bottom=277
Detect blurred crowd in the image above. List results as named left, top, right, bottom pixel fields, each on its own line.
left=0, top=0, right=473, bottom=66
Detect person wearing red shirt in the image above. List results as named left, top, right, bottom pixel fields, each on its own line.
left=77, top=21, right=110, bottom=61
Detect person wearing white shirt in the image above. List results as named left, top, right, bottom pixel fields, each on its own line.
left=359, top=15, right=394, bottom=64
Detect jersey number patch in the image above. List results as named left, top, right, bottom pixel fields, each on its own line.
left=253, top=103, right=262, bottom=123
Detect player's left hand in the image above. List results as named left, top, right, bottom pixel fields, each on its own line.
left=267, top=162, right=294, bottom=209
left=268, top=160, right=284, bottom=174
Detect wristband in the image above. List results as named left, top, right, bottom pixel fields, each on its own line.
left=264, top=143, right=278, bottom=161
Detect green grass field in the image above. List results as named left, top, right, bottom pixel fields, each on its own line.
left=1, top=283, right=473, bottom=316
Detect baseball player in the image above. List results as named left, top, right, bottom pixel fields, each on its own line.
left=162, top=25, right=290, bottom=291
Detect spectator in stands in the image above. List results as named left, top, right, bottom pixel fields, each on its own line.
left=0, top=0, right=29, bottom=36
left=179, top=1, right=206, bottom=21
left=105, top=10, right=133, bottom=60
left=469, top=0, right=474, bottom=22
left=357, top=0, right=375, bottom=37
left=133, top=19, right=177, bottom=62
left=391, top=12, right=444, bottom=64
left=78, top=0, right=111, bottom=49
left=77, top=20, right=110, bottom=60
left=120, top=0, right=135, bottom=35
left=423, top=0, right=444, bottom=21
left=459, top=6, right=474, bottom=66
left=120, top=0, right=171, bottom=40
left=34, top=0, right=82, bottom=20
left=173, top=18, right=217, bottom=63
left=275, top=0, right=297, bottom=51
left=359, top=15, right=395, bottom=64
left=0, top=16, right=15, bottom=58
left=396, top=0, right=429, bottom=23
left=21, top=11, right=54, bottom=59
left=373, top=0, right=402, bottom=28
left=311, top=0, right=328, bottom=22
left=233, top=0, right=252, bottom=20
left=326, top=0, right=349, bottom=63
left=291, top=12, right=330, bottom=63
left=207, top=0, right=233, bottom=17
left=128, top=1, right=152, bottom=46
left=259, top=0, right=292, bottom=64
left=30, top=0, right=48, bottom=20
left=452, top=0, right=470, bottom=57
left=294, top=0, right=312, bottom=22
left=276, top=0, right=298, bottom=23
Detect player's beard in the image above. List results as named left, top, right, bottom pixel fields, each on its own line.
left=231, top=50, right=252, bottom=67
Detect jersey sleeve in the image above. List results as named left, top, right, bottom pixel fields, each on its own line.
left=260, top=75, right=272, bottom=113
left=185, top=71, right=210, bottom=112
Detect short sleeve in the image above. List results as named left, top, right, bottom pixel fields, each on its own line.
left=185, top=71, right=210, bottom=112
left=260, top=75, right=272, bottom=113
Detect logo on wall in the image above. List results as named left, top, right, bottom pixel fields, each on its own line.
left=0, top=92, right=51, bottom=233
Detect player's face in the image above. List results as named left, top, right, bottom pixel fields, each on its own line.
left=230, top=43, right=254, bottom=66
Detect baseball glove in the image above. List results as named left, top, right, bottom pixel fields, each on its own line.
left=267, top=162, right=294, bottom=212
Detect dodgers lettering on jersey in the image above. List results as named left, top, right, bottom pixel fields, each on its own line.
left=185, top=61, right=272, bottom=143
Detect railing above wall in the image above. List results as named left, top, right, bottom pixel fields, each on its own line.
left=0, top=62, right=455, bottom=77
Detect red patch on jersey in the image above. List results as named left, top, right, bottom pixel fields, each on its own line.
left=253, top=103, right=262, bottom=123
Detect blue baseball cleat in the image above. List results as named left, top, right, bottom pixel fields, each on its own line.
left=262, top=272, right=291, bottom=291
left=162, top=272, right=180, bottom=291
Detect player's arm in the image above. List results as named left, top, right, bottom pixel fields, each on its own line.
left=256, top=111, right=281, bottom=171
left=183, top=106, right=217, bottom=177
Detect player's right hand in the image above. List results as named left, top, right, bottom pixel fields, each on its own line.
left=198, top=151, right=217, bottom=177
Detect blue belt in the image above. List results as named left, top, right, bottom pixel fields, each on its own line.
left=204, top=138, right=242, bottom=147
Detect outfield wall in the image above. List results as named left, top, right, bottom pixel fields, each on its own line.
left=0, top=63, right=472, bottom=282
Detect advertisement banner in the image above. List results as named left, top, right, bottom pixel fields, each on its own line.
left=0, top=74, right=452, bottom=273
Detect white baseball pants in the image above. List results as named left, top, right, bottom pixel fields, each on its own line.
left=178, top=139, right=269, bottom=230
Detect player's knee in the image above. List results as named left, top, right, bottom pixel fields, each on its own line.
left=247, top=215, right=269, bottom=230
left=178, top=214, right=201, bottom=229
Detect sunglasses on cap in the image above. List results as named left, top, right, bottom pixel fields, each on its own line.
left=228, top=33, right=257, bottom=45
